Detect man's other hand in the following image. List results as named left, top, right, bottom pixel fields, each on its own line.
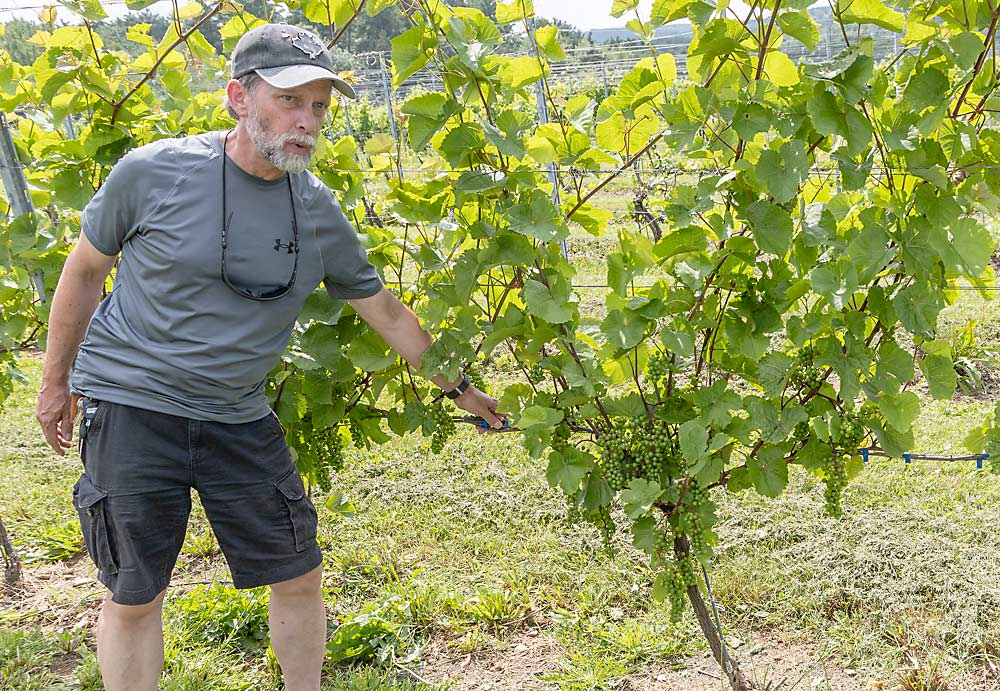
left=36, top=382, right=75, bottom=455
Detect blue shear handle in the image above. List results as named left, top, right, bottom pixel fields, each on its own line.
left=478, top=419, right=511, bottom=430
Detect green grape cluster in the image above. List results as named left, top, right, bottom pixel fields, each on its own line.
left=793, top=420, right=810, bottom=441
left=465, top=365, right=487, bottom=393
left=836, top=410, right=867, bottom=453
left=297, top=418, right=346, bottom=494
left=312, top=426, right=345, bottom=493
left=430, top=404, right=456, bottom=453
left=821, top=453, right=848, bottom=517
left=597, top=509, right=616, bottom=549
left=789, top=347, right=823, bottom=391
left=677, top=551, right=699, bottom=588
left=551, top=422, right=572, bottom=453
left=652, top=524, right=672, bottom=566
left=528, top=363, right=545, bottom=384
left=599, top=418, right=681, bottom=491
left=662, top=560, right=688, bottom=623
left=684, top=483, right=710, bottom=558
left=598, top=422, right=630, bottom=491
left=645, top=351, right=670, bottom=383
left=635, top=421, right=672, bottom=481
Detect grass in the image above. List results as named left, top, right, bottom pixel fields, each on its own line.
left=3, top=273, right=1000, bottom=689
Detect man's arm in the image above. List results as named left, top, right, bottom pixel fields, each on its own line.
left=36, top=233, right=118, bottom=455
left=348, top=287, right=505, bottom=429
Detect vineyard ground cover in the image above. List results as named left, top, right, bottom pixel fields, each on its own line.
left=4, top=283, right=1000, bottom=691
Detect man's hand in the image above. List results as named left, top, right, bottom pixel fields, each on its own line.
left=36, top=381, right=75, bottom=456
left=453, top=386, right=506, bottom=432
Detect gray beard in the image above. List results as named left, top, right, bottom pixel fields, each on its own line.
left=245, top=109, right=316, bottom=174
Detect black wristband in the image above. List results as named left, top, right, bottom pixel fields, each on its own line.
left=443, top=373, right=471, bottom=400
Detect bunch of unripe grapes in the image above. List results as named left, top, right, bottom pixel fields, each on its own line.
left=528, top=363, right=545, bottom=385
left=663, top=560, right=688, bottom=622
left=600, top=418, right=680, bottom=490
left=430, top=403, right=456, bottom=453
left=789, top=346, right=823, bottom=391
left=597, top=509, right=616, bottom=548
left=837, top=413, right=866, bottom=453
left=313, top=426, right=345, bottom=493
left=635, top=421, right=672, bottom=481
left=465, top=365, right=487, bottom=393
left=551, top=422, right=572, bottom=453
left=599, top=424, right=630, bottom=491
left=821, top=453, right=848, bottom=517
left=683, top=483, right=709, bottom=558
left=300, top=419, right=345, bottom=494
left=793, top=419, right=810, bottom=441
left=646, top=351, right=670, bottom=384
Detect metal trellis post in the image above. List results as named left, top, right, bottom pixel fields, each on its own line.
left=0, top=112, right=46, bottom=303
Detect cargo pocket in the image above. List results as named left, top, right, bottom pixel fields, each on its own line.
left=73, top=473, right=119, bottom=575
left=274, top=469, right=317, bottom=553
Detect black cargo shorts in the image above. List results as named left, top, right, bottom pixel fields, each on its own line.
left=72, top=398, right=321, bottom=606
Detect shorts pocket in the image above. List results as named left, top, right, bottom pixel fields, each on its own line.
left=274, top=469, right=317, bottom=553
left=73, top=473, right=119, bottom=575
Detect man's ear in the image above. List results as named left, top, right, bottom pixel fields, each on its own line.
left=226, top=79, right=252, bottom=119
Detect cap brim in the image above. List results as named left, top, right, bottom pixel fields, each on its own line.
left=256, top=65, right=357, bottom=99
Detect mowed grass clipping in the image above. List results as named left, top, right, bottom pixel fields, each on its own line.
left=0, top=286, right=999, bottom=689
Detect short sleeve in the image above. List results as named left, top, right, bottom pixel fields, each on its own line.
left=313, top=187, right=383, bottom=300
left=80, top=149, right=148, bottom=256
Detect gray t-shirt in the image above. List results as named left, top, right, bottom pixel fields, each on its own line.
left=71, top=132, right=383, bottom=423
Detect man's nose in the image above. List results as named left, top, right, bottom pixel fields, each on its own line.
left=295, top=108, right=319, bottom=133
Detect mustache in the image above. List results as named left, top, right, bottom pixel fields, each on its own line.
left=280, top=133, right=316, bottom=151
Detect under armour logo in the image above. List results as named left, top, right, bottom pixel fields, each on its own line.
left=281, top=29, right=324, bottom=59
left=274, top=239, right=296, bottom=254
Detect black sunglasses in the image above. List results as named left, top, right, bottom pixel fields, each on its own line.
left=220, top=130, right=299, bottom=301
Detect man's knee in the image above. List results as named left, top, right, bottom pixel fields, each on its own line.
left=270, top=565, right=322, bottom=599
left=100, top=590, right=166, bottom=625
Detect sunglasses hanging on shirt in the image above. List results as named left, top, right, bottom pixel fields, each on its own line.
left=220, top=129, right=299, bottom=301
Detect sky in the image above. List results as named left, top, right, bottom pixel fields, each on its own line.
left=0, top=0, right=763, bottom=29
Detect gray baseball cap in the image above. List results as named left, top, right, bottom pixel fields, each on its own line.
left=232, top=23, right=356, bottom=99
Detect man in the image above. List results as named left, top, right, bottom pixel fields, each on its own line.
left=35, top=23, right=503, bottom=691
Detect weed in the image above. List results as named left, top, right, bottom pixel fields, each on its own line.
left=14, top=520, right=82, bottom=563
left=161, top=642, right=268, bottom=691
left=542, top=651, right=629, bottom=690
left=326, top=594, right=418, bottom=665
left=163, top=583, right=270, bottom=653
left=462, top=586, right=529, bottom=631
left=181, top=527, right=219, bottom=559
left=896, top=654, right=950, bottom=691
left=447, top=626, right=497, bottom=654
left=74, top=648, right=102, bottom=691
left=323, top=665, right=442, bottom=691
left=0, top=630, right=71, bottom=691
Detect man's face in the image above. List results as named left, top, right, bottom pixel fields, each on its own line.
left=244, top=80, right=332, bottom=174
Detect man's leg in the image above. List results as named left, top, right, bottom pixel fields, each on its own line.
left=269, top=565, right=325, bottom=691
left=96, top=589, right=166, bottom=691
